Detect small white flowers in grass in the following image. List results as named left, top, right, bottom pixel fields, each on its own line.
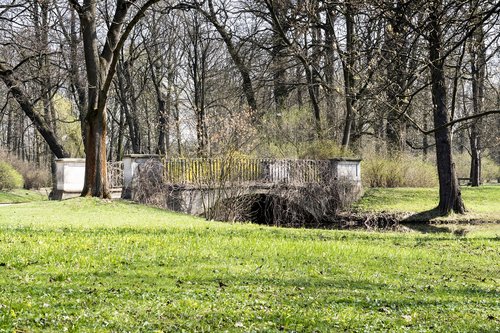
left=234, top=321, right=245, bottom=328
left=43, top=303, right=50, bottom=308
left=402, top=314, right=412, bottom=322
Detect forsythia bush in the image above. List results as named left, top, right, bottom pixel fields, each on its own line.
left=0, top=161, right=24, bottom=190
left=0, top=150, right=51, bottom=189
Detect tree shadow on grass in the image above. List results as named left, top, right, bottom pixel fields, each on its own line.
left=401, top=208, right=452, bottom=234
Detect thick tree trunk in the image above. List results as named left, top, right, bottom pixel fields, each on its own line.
left=429, top=2, right=465, bottom=215
left=81, top=105, right=110, bottom=198
left=76, top=3, right=110, bottom=198
left=145, top=23, right=171, bottom=156
left=153, top=60, right=170, bottom=156
left=36, top=1, right=60, bottom=197
left=6, top=107, right=13, bottom=151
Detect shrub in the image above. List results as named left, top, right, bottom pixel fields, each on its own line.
left=454, top=152, right=500, bottom=183
left=362, top=154, right=438, bottom=188
left=0, top=162, right=24, bottom=190
left=482, top=157, right=500, bottom=182
left=298, top=140, right=352, bottom=160
left=0, top=150, right=51, bottom=189
left=403, top=158, right=439, bottom=187
left=23, top=169, right=52, bottom=190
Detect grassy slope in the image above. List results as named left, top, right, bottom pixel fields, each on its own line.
left=0, top=189, right=48, bottom=204
left=353, top=186, right=500, bottom=222
left=0, top=198, right=499, bottom=332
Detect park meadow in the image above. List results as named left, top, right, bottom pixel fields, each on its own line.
left=1, top=0, right=500, bottom=331
left=1, top=186, right=499, bottom=332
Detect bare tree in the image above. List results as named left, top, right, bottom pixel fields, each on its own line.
left=68, top=0, right=189, bottom=198
left=193, top=0, right=260, bottom=122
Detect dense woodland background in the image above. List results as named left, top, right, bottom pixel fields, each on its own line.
left=0, top=0, right=499, bottom=197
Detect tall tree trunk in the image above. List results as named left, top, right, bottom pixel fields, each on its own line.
left=116, top=107, right=125, bottom=160
left=324, top=6, right=339, bottom=140
left=6, top=107, right=13, bottom=151
left=305, top=64, right=322, bottom=139
left=270, top=1, right=289, bottom=115
left=469, top=17, right=486, bottom=187
left=469, top=125, right=481, bottom=186
left=309, top=2, right=322, bottom=138
left=67, top=7, right=88, bottom=144
left=189, top=15, right=209, bottom=157
left=174, top=95, right=182, bottom=156
left=428, top=1, right=465, bottom=215
left=385, top=0, right=408, bottom=154
left=148, top=47, right=170, bottom=156
left=116, top=60, right=141, bottom=153
left=341, top=0, right=356, bottom=150
left=423, top=110, right=429, bottom=159
left=82, top=103, right=109, bottom=198
left=77, top=3, right=109, bottom=198
left=36, top=0, right=60, bottom=197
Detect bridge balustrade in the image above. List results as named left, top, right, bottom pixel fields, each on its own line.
left=162, top=158, right=342, bottom=185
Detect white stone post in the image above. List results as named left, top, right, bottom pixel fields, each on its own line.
left=54, top=158, right=86, bottom=199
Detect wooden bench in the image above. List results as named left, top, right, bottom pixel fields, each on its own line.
left=458, top=177, right=471, bottom=186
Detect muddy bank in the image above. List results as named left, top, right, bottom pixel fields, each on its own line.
left=245, top=210, right=499, bottom=231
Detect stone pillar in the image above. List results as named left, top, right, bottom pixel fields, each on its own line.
left=334, top=158, right=362, bottom=183
left=53, top=158, right=86, bottom=200
left=122, top=154, right=160, bottom=199
left=327, top=158, right=362, bottom=183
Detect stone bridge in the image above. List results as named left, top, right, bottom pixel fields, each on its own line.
left=55, top=155, right=362, bottom=222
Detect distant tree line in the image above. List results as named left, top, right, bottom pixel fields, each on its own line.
left=0, top=0, right=499, bottom=214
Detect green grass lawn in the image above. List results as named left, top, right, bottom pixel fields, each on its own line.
left=0, top=189, right=48, bottom=204
left=353, top=185, right=500, bottom=222
left=0, top=198, right=499, bottom=332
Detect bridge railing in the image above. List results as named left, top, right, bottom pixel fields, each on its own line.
left=163, top=158, right=336, bottom=185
